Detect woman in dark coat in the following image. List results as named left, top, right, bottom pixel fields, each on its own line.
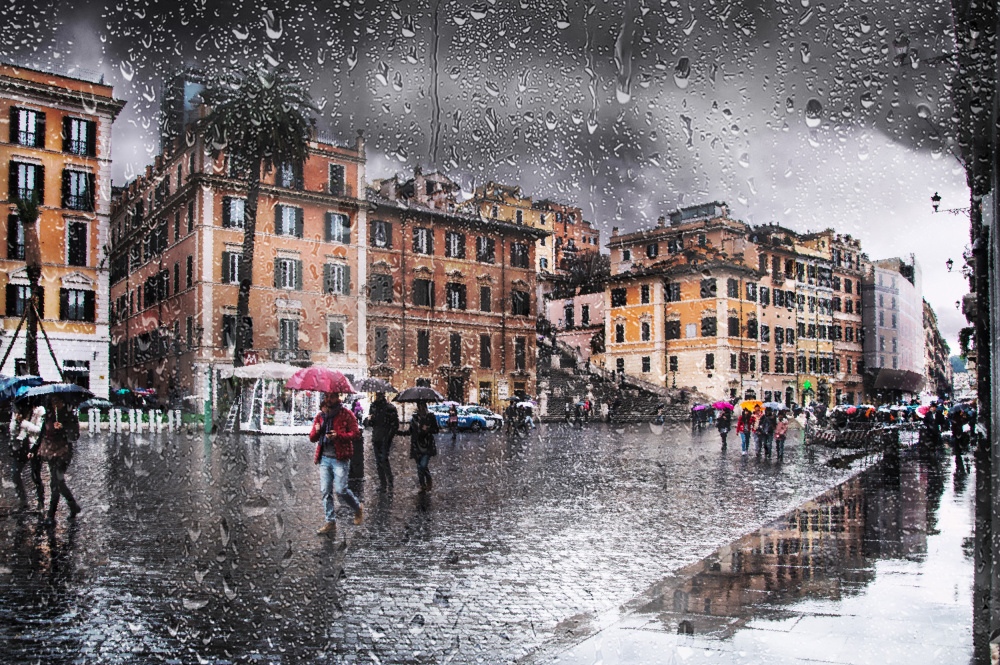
left=37, top=395, right=81, bottom=526
left=408, top=402, right=440, bottom=491
left=716, top=408, right=732, bottom=449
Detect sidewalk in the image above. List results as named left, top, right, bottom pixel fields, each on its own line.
left=529, top=448, right=974, bottom=665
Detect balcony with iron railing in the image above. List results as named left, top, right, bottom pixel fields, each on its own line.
left=67, top=139, right=89, bottom=155
left=268, top=348, right=311, bottom=364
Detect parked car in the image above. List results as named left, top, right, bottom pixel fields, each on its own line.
left=431, top=406, right=490, bottom=432
left=463, top=405, right=504, bottom=429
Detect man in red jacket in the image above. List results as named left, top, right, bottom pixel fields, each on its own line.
left=310, top=393, right=363, bottom=535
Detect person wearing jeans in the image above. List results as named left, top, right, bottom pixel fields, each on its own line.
left=736, top=408, right=753, bottom=455
left=310, top=395, right=363, bottom=535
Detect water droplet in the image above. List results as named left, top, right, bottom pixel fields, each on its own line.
left=347, top=47, right=358, bottom=71
left=799, top=43, right=811, bottom=64
left=571, top=110, right=583, bottom=125
left=860, top=92, right=875, bottom=109
left=517, top=69, right=529, bottom=93
left=555, top=11, right=570, bottom=29
left=449, top=67, right=462, bottom=81
left=648, top=152, right=661, bottom=167
left=394, top=146, right=408, bottom=162
left=859, top=15, right=871, bottom=34
left=738, top=152, right=750, bottom=168
left=120, top=60, right=134, bottom=82
left=471, top=4, right=489, bottom=20
left=673, top=57, right=691, bottom=89
left=484, top=80, right=500, bottom=97
left=587, top=110, right=598, bottom=134
left=393, top=72, right=403, bottom=91
left=785, top=97, right=794, bottom=113
left=682, top=18, right=698, bottom=36
left=453, top=11, right=468, bottom=26
left=375, top=61, right=389, bottom=86
left=182, top=598, right=209, bottom=611
left=804, top=98, right=823, bottom=127
left=232, top=24, right=249, bottom=41
left=263, top=11, right=283, bottom=40
left=544, top=111, right=557, bottom=130
left=409, top=614, right=426, bottom=634
left=401, top=15, right=416, bottom=38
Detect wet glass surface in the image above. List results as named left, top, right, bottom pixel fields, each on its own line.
left=0, top=423, right=870, bottom=663
left=550, top=444, right=974, bottom=664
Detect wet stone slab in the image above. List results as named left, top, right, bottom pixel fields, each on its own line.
left=542, top=447, right=974, bottom=665
left=0, top=422, right=866, bottom=663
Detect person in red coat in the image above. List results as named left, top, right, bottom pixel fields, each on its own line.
left=310, top=393, right=363, bottom=535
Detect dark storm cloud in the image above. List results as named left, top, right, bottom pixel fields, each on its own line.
left=0, top=0, right=971, bottom=348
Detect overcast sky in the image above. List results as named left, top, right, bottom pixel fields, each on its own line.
left=1, top=0, right=973, bottom=351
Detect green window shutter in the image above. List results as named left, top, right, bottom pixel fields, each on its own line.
left=9, top=108, right=18, bottom=144
left=59, top=288, right=68, bottom=320
left=84, top=290, right=95, bottom=322
left=273, top=259, right=279, bottom=288
left=221, top=252, right=231, bottom=283
left=342, top=266, right=351, bottom=295
left=36, top=164, right=44, bottom=205
left=324, top=212, right=333, bottom=242
left=87, top=173, right=95, bottom=211
left=222, top=197, right=231, bottom=227
left=86, top=120, right=97, bottom=156
left=295, top=208, right=304, bottom=238
left=341, top=216, right=351, bottom=244
left=36, top=287, right=44, bottom=319
left=274, top=205, right=282, bottom=236
left=34, top=112, right=45, bottom=149
left=8, top=162, right=17, bottom=201
left=62, top=169, right=71, bottom=208
left=323, top=264, right=333, bottom=293
left=5, top=284, right=16, bottom=316
left=295, top=260, right=303, bottom=290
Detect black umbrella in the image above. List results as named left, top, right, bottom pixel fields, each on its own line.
left=394, top=386, right=445, bottom=403
left=15, top=383, right=94, bottom=407
left=0, top=375, right=44, bottom=402
left=80, top=398, right=115, bottom=410
left=353, top=377, right=397, bottom=393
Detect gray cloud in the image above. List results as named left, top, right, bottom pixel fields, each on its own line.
left=0, top=0, right=970, bottom=349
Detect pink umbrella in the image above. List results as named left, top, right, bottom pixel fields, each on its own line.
left=285, top=367, right=355, bottom=393
left=916, top=405, right=930, bottom=417
left=846, top=406, right=857, bottom=414
left=712, top=401, right=734, bottom=410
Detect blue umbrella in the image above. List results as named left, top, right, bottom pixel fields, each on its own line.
left=0, top=375, right=44, bottom=402
left=15, top=383, right=94, bottom=406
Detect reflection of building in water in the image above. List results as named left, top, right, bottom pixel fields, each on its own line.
left=639, top=460, right=929, bottom=638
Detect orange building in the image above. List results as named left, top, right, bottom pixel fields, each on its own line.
left=0, top=64, right=125, bottom=396
left=108, top=125, right=366, bottom=405
left=605, top=205, right=764, bottom=401
left=531, top=198, right=600, bottom=272
left=368, top=170, right=544, bottom=406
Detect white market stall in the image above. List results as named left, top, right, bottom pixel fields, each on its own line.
left=218, top=363, right=321, bottom=434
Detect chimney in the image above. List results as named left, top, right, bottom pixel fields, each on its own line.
left=612, top=226, right=619, bottom=236
left=657, top=216, right=666, bottom=228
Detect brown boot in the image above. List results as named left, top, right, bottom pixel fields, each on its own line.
left=316, top=521, right=336, bottom=535
left=353, top=504, right=364, bottom=525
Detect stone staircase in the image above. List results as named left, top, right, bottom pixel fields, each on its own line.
left=537, top=338, right=706, bottom=423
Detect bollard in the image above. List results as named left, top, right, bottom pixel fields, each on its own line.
left=167, top=409, right=174, bottom=432
left=128, top=409, right=136, bottom=433
left=89, top=408, right=98, bottom=433
left=154, top=410, right=163, bottom=432
left=175, top=409, right=182, bottom=432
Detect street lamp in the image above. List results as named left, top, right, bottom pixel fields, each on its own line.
left=930, top=192, right=970, bottom=215
left=946, top=258, right=954, bottom=272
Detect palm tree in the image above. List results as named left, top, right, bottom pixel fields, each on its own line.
left=14, top=194, right=42, bottom=375
left=200, top=66, right=316, bottom=367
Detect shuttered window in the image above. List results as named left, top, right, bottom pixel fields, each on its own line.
left=322, top=263, right=350, bottom=295
left=59, top=289, right=95, bottom=322
left=274, top=205, right=303, bottom=237
left=325, top=212, right=350, bottom=244
left=62, top=117, right=96, bottom=156
left=11, top=108, right=45, bottom=147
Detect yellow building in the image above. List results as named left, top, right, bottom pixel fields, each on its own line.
left=605, top=205, right=764, bottom=401
left=473, top=182, right=555, bottom=274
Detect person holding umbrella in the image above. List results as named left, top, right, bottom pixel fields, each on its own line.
left=393, top=387, right=443, bottom=492
left=310, top=393, right=364, bottom=535
left=36, top=394, right=81, bottom=526
left=368, top=391, right=399, bottom=489
left=736, top=408, right=754, bottom=456
left=716, top=406, right=732, bottom=450
left=11, top=401, right=45, bottom=511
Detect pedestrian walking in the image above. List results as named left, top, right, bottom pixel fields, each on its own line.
left=716, top=408, right=732, bottom=449
left=736, top=408, right=753, bottom=455
left=310, top=394, right=364, bottom=535
left=750, top=405, right=764, bottom=452
left=574, top=403, right=583, bottom=428
left=447, top=405, right=459, bottom=441
left=756, top=407, right=776, bottom=457
left=774, top=412, right=789, bottom=459
left=406, top=402, right=439, bottom=492
left=37, top=395, right=81, bottom=527
left=368, top=391, right=399, bottom=489
left=10, top=402, right=45, bottom=511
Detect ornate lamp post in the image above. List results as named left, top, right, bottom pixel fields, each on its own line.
left=16, top=196, right=43, bottom=376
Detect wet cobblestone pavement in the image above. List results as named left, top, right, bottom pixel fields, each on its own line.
left=0, top=422, right=866, bottom=664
